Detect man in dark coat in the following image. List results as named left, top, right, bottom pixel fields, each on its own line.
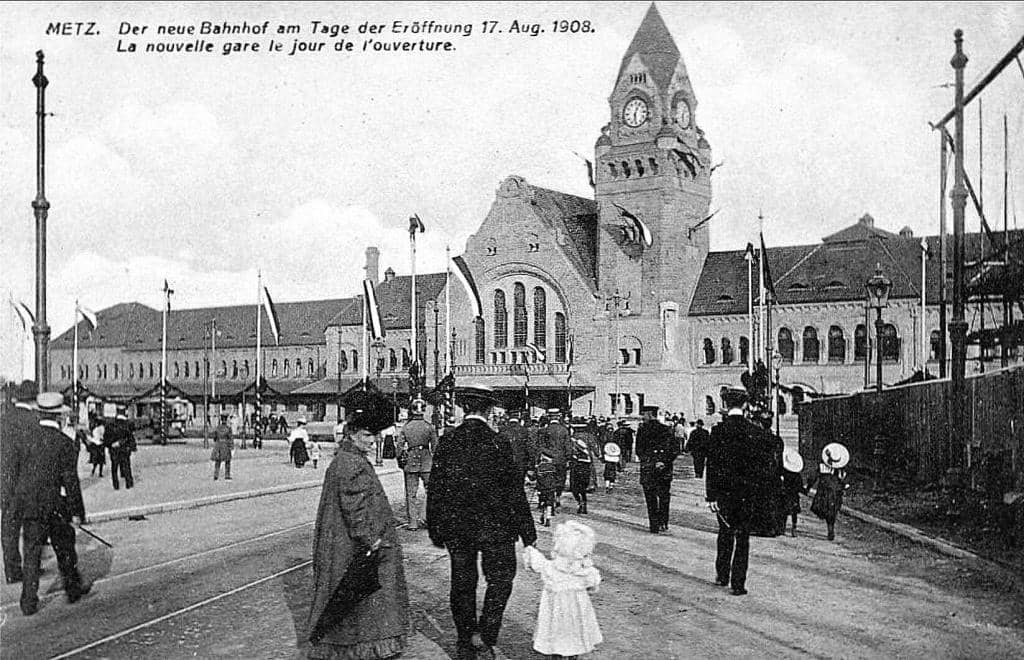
left=706, top=388, right=776, bottom=596
left=498, top=414, right=535, bottom=483
left=538, top=409, right=572, bottom=504
left=1, top=380, right=38, bottom=584
left=613, top=419, right=634, bottom=464
left=104, top=409, right=136, bottom=490
left=427, top=385, right=537, bottom=660
left=686, top=419, right=712, bottom=478
left=636, top=406, right=678, bottom=533
left=17, top=392, right=88, bottom=615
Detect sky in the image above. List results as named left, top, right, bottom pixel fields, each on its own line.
left=1, top=1, right=1022, bottom=381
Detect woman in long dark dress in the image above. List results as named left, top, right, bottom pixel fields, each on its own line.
left=306, top=390, right=409, bottom=660
left=810, top=443, right=849, bottom=541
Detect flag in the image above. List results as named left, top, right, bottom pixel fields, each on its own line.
left=759, top=233, right=776, bottom=300
left=77, top=304, right=97, bottom=331
left=10, top=299, right=34, bottom=334
left=744, top=242, right=755, bottom=261
left=573, top=151, right=595, bottom=190
left=525, top=341, right=546, bottom=362
left=163, top=279, right=174, bottom=311
left=613, top=203, right=653, bottom=247
left=450, top=255, right=482, bottom=318
left=363, top=279, right=385, bottom=340
left=262, top=286, right=281, bottom=345
left=408, top=214, right=425, bottom=237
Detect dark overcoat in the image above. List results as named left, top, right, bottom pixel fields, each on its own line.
left=426, top=418, right=537, bottom=548
left=306, top=440, right=408, bottom=657
left=499, top=423, right=535, bottom=478
left=104, top=418, right=136, bottom=456
left=1, top=404, right=37, bottom=513
left=706, top=413, right=778, bottom=535
left=14, top=422, right=85, bottom=521
left=210, top=423, right=233, bottom=462
left=635, top=421, right=678, bottom=487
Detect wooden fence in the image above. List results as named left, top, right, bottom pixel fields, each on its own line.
left=797, top=365, right=1023, bottom=494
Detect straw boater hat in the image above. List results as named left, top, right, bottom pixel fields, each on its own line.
left=297, top=417, right=307, bottom=425
left=782, top=449, right=804, bottom=473
left=821, top=442, right=850, bottom=469
left=36, top=392, right=66, bottom=414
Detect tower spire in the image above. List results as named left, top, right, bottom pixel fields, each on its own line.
left=617, top=3, right=681, bottom=91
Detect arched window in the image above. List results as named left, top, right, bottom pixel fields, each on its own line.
left=243, top=360, right=250, bottom=378
left=272, top=359, right=279, bottom=377
left=777, top=394, right=788, bottom=415
left=114, top=364, right=120, bottom=380
left=828, top=326, right=846, bottom=363
left=705, top=395, right=716, bottom=415
left=284, top=359, right=290, bottom=377
left=854, top=324, right=867, bottom=361
left=721, top=338, right=734, bottom=364
left=930, top=330, right=941, bottom=361
left=778, top=328, right=794, bottom=363
left=513, top=283, right=527, bottom=347
left=149, top=363, right=154, bottom=378
left=351, top=350, right=358, bottom=371
left=308, top=358, right=314, bottom=377
left=183, top=362, right=190, bottom=378
left=129, top=363, right=135, bottom=380
left=232, top=361, right=238, bottom=379
left=739, top=336, right=749, bottom=365
left=60, top=365, right=66, bottom=380
left=493, top=290, right=508, bottom=349
left=139, top=363, right=144, bottom=379
left=554, top=313, right=567, bottom=362
left=881, top=324, right=900, bottom=361
left=95, top=364, right=101, bottom=380
left=401, top=348, right=410, bottom=369
left=219, top=360, right=226, bottom=377
left=802, top=327, right=820, bottom=363
left=389, top=349, right=398, bottom=371
left=474, top=317, right=486, bottom=364
left=703, top=338, right=716, bottom=364
left=173, top=362, right=179, bottom=378
left=533, top=287, right=547, bottom=347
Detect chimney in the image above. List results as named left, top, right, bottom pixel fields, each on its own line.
left=384, top=267, right=396, bottom=282
left=858, top=213, right=875, bottom=228
left=364, top=247, right=380, bottom=285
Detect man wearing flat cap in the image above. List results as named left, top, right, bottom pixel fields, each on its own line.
left=705, top=387, right=776, bottom=596
left=427, top=384, right=536, bottom=660
left=17, top=392, right=88, bottom=615
left=1, top=380, right=39, bottom=584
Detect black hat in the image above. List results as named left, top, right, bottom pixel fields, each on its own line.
left=641, top=406, right=659, bottom=415
left=343, top=390, right=394, bottom=434
left=14, top=380, right=38, bottom=402
left=721, top=387, right=748, bottom=408
left=456, top=383, right=499, bottom=405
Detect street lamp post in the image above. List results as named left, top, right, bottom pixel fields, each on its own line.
left=865, top=265, right=893, bottom=394
left=605, top=290, right=630, bottom=418
left=772, top=350, right=783, bottom=436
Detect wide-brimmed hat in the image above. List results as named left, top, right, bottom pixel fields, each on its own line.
left=783, top=449, right=804, bottom=473
left=14, top=380, right=38, bottom=402
left=343, top=390, right=394, bottom=434
left=35, top=392, right=65, bottom=414
left=297, top=417, right=307, bottom=425
left=821, top=442, right=850, bottom=468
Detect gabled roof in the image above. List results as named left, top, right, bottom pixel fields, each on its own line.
left=689, top=221, right=1024, bottom=316
left=617, top=4, right=681, bottom=92
left=526, top=184, right=599, bottom=285
left=327, top=273, right=448, bottom=328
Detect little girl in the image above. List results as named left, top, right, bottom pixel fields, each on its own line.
left=810, top=442, right=849, bottom=541
left=780, top=449, right=808, bottom=537
left=601, top=439, right=620, bottom=493
left=523, top=520, right=602, bottom=659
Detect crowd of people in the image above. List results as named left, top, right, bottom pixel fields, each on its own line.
left=2, top=377, right=848, bottom=658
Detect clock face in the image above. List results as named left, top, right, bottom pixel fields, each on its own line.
left=622, top=98, right=649, bottom=128
left=676, top=101, right=691, bottom=128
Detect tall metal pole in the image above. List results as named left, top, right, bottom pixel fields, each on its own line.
left=758, top=212, right=766, bottom=365
left=978, top=99, right=985, bottom=373
left=939, top=132, right=949, bottom=378
left=875, top=309, right=884, bottom=394
left=161, top=281, right=172, bottom=444
left=949, top=29, right=970, bottom=468
left=410, top=225, right=418, bottom=397
left=433, top=303, right=440, bottom=385
left=444, top=246, right=452, bottom=374
left=921, top=239, right=928, bottom=371
left=255, top=271, right=263, bottom=448
left=72, top=302, right=79, bottom=417
left=1002, top=113, right=1010, bottom=368
left=745, top=247, right=754, bottom=372
left=337, top=329, right=343, bottom=421
left=32, top=51, right=51, bottom=390
left=203, top=322, right=210, bottom=448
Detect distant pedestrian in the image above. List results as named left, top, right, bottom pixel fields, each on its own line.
left=539, top=410, right=572, bottom=508
left=809, top=443, right=850, bottom=541
left=18, top=392, right=90, bottom=616
left=535, top=453, right=559, bottom=527
left=211, top=417, right=233, bottom=480
left=780, top=450, right=807, bottom=537
left=612, top=420, right=634, bottom=465
left=686, top=420, right=711, bottom=478
left=289, top=418, right=310, bottom=468
left=398, top=399, right=436, bottom=531
left=86, top=419, right=106, bottom=477
left=104, top=409, right=136, bottom=490
left=569, top=435, right=593, bottom=514
left=522, top=520, right=602, bottom=659
left=499, top=414, right=536, bottom=483
left=1, top=380, right=39, bottom=585
left=601, top=439, right=621, bottom=492
left=308, top=439, right=322, bottom=468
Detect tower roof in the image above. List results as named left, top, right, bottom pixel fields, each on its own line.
left=617, top=4, right=681, bottom=91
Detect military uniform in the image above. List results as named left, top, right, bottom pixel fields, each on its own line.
left=17, top=412, right=87, bottom=615
left=636, top=415, right=678, bottom=533
left=398, top=416, right=437, bottom=530
left=1, top=399, right=37, bottom=583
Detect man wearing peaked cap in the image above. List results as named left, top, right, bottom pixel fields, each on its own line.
left=428, top=382, right=536, bottom=660
left=1, top=380, right=39, bottom=584
left=17, top=393, right=89, bottom=615
left=104, top=405, right=137, bottom=490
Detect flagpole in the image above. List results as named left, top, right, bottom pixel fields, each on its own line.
left=921, top=239, right=928, bottom=371
left=161, top=283, right=170, bottom=445
left=361, top=289, right=369, bottom=389
left=73, top=300, right=79, bottom=420
left=445, top=245, right=452, bottom=374
left=745, top=247, right=754, bottom=372
left=211, top=317, right=217, bottom=400
left=410, top=222, right=418, bottom=398
left=255, top=270, right=263, bottom=449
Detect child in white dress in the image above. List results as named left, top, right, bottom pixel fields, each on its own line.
left=522, top=520, right=603, bottom=659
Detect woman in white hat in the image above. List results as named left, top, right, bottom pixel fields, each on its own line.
left=809, top=443, right=850, bottom=541
left=780, top=450, right=808, bottom=537
left=289, top=417, right=311, bottom=468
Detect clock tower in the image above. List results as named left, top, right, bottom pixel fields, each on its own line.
left=594, top=3, right=712, bottom=328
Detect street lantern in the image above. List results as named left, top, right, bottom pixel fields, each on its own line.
left=865, top=264, right=893, bottom=393
left=771, top=350, right=783, bottom=435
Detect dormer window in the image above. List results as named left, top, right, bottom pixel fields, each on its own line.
left=716, top=294, right=734, bottom=303
left=825, top=280, right=846, bottom=290
left=787, top=283, right=808, bottom=292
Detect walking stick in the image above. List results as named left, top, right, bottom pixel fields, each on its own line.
left=76, top=524, right=113, bottom=548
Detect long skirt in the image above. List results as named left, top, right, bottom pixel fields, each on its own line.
left=811, top=473, right=844, bottom=522
left=569, top=462, right=591, bottom=495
